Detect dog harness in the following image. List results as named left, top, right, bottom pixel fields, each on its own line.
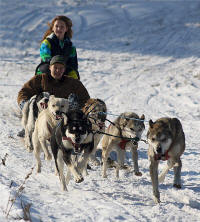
left=119, top=140, right=129, bottom=150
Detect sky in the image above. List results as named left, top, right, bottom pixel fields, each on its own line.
left=0, top=0, right=200, bottom=221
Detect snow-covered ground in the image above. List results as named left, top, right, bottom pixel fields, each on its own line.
left=0, top=0, right=200, bottom=221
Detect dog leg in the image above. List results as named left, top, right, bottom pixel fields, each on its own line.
left=89, top=147, right=100, bottom=166
left=102, top=143, right=112, bottom=178
left=117, top=148, right=125, bottom=167
left=69, top=164, right=84, bottom=183
left=24, top=127, right=30, bottom=151
left=173, top=157, right=182, bottom=189
left=77, top=150, right=91, bottom=176
left=89, top=135, right=101, bottom=166
left=57, top=151, right=67, bottom=191
left=32, top=134, right=42, bottom=173
left=39, top=138, right=52, bottom=161
left=131, top=145, right=142, bottom=176
left=149, top=159, right=160, bottom=203
left=158, top=159, right=174, bottom=183
left=66, top=168, right=71, bottom=185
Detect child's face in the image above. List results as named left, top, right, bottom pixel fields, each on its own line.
left=53, top=20, right=68, bottom=40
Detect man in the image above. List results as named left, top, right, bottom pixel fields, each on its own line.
left=17, top=55, right=90, bottom=137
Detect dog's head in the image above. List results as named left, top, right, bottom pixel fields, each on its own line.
left=36, top=92, right=50, bottom=112
left=83, top=98, right=107, bottom=129
left=119, top=112, right=145, bottom=143
left=147, top=118, right=173, bottom=159
left=48, top=95, right=69, bottom=120
left=61, top=110, right=92, bottom=152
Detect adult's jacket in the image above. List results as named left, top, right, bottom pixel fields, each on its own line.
left=17, top=73, right=89, bottom=108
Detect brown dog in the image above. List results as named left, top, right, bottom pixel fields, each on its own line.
left=82, top=98, right=107, bottom=166
left=147, top=117, right=185, bottom=203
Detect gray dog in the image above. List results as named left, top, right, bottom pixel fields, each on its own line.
left=147, top=117, right=185, bottom=203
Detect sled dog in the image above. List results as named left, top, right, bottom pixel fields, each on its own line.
left=82, top=98, right=107, bottom=165
left=32, top=95, right=69, bottom=173
left=51, top=110, right=94, bottom=191
left=102, top=112, right=145, bottom=178
left=147, top=117, right=185, bottom=203
left=21, top=92, right=50, bottom=152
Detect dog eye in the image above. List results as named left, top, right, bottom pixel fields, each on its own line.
left=130, top=128, right=135, bottom=132
left=52, top=105, right=55, bottom=107
left=161, top=138, right=166, bottom=142
left=152, top=138, right=155, bottom=142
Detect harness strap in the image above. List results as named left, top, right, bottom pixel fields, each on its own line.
left=62, top=136, right=80, bottom=149
left=119, top=140, right=129, bottom=150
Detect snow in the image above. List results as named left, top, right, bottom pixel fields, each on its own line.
left=0, top=0, right=200, bottom=221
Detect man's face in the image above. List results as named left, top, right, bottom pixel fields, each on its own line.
left=49, top=63, right=65, bottom=80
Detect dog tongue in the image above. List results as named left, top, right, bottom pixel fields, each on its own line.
left=56, top=115, right=62, bottom=120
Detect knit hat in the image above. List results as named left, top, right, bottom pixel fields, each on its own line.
left=50, top=55, right=66, bottom=66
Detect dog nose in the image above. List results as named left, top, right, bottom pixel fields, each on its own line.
left=157, top=145, right=162, bottom=153
left=44, top=98, right=49, bottom=103
left=56, top=111, right=61, bottom=115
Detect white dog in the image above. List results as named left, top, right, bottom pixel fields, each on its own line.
left=32, top=95, right=69, bottom=173
left=21, top=92, right=50, bottom=152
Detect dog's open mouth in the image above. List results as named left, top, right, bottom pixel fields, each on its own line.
left=154, top=153, right=168, bottom=161
left=52, top=112, right=63, bottom=120
left=40, top=102, right=48, bottom=109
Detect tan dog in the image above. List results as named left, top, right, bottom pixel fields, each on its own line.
left=32, top=95, right=69, bottom=173
left=147, top=117, right=185, bottom=204
left=101, top=112, right=145, bottom=178
left=82, top=98, right=107, bottom=166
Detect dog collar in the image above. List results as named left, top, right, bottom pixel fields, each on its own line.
left=62, top=136, right=81, bottom=154
left=154, top=150, right=170, bottom=161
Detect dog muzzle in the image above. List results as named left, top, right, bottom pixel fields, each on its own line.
left=97, top=111, right=106, bottom=122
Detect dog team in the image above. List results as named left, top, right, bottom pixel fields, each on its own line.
left=17, top=55, right=185, bottom=204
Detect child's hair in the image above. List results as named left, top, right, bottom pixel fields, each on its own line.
left=41, top=15, right=73, bottom=42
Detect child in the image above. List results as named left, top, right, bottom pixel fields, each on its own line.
left=35, top=15, right=79, bottom=79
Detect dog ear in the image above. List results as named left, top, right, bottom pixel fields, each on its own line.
left=140, top=114, right=145, bottom=120
left=149, top=119, right=154, bottom=128
left=49, top=95, right=55, bottom=100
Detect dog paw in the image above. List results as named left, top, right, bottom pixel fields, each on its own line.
left=45, top=153, right=52, bottom=161
left=102, top=173, right=107, bottom=178
left=173, top=184, right=181, bottom=189
left=36, top=167, right=41, bottom=173
left=91, top=158, right=100, bottom=166
left=27, top=146, right=33, bottom=153
left=135, top=171, right=142, bottom=176
left=75, top=177, right=84, bottom=183
left=154, top=196, right=161, bottom=204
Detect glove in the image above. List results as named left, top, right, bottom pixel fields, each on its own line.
left=19, top=100, right=27, bottom=110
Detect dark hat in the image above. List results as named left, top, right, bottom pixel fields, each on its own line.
left=50, top=55, right=66, bottom=66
